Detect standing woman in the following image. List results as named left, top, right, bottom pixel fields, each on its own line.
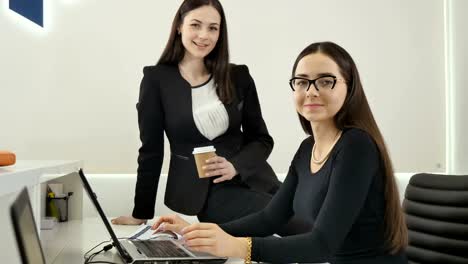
left=112, top=0, right=294, bottom=231
left=153, top=42, right=409, bottom=264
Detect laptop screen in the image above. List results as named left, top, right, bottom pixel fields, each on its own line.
left=10, top=188, right=46, bottom=264
left=78, top=168, right=133, bottom=263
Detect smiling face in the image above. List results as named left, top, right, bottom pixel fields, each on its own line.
left=179, top=5, right=221, bottom=60
left=293, top=52, right=348, bottom=124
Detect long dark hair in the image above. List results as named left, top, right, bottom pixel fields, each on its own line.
left=157, top=0, right=233, bottom=104
left=291, top=42, right=408, bottom=253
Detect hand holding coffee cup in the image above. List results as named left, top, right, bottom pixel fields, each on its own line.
left=192, top=146, right=238, bottom=182
left=203, top=156, right=238, bottom=183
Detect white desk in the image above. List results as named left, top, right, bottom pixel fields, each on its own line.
left=0, top=160, right=83, bottom=196
left=42, top=217, right=244, bottom=264
left=0, top=160, right=83, bottom=263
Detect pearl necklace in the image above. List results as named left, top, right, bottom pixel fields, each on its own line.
left=311, top=130, right=343, bottom=164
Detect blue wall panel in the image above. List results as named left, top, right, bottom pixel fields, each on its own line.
left=9, top=0, right=44, bottom=27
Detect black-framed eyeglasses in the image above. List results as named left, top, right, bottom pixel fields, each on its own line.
left=289, top=75, right=343, bottom=92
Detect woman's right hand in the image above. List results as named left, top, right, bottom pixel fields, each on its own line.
left=151, top=214, right=190, bottom=235
left=111, top=215, right=147, bottom=225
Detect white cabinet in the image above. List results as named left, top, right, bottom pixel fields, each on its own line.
left=0, top=160, right=83, bottom=263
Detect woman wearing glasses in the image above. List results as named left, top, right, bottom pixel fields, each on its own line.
left=152, top=42, right=408, bottom=263
left=111, top=0, right=307, bottom=235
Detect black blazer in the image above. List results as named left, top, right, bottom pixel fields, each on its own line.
left=132, top=64, right=280, bottom=218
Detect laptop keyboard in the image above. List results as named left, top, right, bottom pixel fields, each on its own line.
left=133, top=240, right=190, bottom=258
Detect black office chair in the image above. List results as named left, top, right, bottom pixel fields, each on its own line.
left=403, top=173, right=468, bottom=264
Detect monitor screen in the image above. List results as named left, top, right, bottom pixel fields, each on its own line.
left=10, top=188, right=46, bottom=264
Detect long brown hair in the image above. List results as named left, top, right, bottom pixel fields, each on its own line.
left=291, top=42, right=408, bottom=253
left=157, top=0, right=233, bottom=104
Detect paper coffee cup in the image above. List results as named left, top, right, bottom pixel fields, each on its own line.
left=192, top=146, right=216, bottom=178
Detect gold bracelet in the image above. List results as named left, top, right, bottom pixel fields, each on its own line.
left=244, top=237, right=252, bottom=264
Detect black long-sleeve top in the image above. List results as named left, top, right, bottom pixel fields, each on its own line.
left=221, top=128, right=407, bottom=264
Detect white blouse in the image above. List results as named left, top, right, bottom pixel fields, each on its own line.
left=191, top=77, right=229, bottom=140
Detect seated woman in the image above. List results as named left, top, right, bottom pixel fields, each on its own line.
left=151, top=41, right=409, bottom=264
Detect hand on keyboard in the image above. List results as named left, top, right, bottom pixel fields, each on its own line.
left=150, top=230, right=178, bottom=240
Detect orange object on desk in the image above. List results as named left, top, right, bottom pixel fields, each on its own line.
left=0, top=150, right=16, bottom=166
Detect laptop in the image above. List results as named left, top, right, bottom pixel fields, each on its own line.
left=10, top=188, right=47, bottom=264
left=78, top=168, right=228, bottom=264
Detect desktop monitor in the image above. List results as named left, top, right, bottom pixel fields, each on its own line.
left=10, top=188, right=46, bottom=264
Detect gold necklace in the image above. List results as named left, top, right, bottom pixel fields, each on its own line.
left=312, top=130, right=343, bottom=164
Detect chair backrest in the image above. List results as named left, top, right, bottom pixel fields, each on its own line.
left=403, top=173, right=468, bottom=264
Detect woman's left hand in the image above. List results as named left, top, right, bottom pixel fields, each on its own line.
left=203, top=156, right=238, bottom=183
left=181, top=223, right=248, bottom=258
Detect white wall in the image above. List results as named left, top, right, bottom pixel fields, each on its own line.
left=451, top=0, right=468, bottom=174
left=0, top=0, right=446, bottom=174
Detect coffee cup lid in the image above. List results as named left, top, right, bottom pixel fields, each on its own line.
left=192, top=146, right=216, bottom=154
